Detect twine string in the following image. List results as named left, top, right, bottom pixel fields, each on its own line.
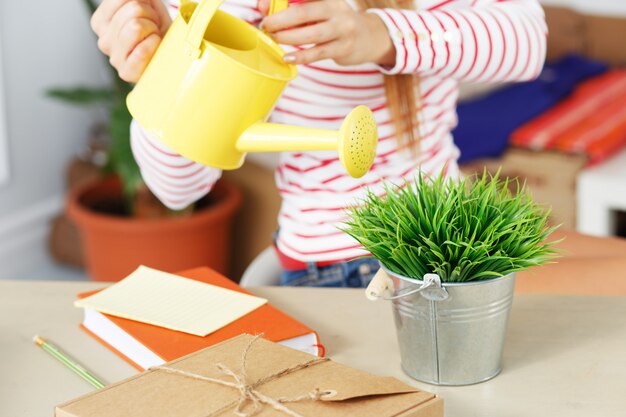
left=151, top=335, right=330, bottom=417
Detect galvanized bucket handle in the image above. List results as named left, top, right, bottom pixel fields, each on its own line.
left=366, top=269, right=449, bottom=302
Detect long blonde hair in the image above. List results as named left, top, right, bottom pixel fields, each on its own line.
left=355, top=0, right=421, bottom=154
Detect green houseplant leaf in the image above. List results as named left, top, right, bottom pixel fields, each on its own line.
left=46, top=87, right=115, bottom=105
left=342, top=171, right=560, bottom=283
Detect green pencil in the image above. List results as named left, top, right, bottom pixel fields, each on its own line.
left=33, top=335, right=106, bottom=389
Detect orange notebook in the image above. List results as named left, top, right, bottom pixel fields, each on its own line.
left=78, top=267, right=322, bottom=371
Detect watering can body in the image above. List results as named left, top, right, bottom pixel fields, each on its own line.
left=127, top=0, right=378, bottom=178
left=127, top=1, right=295, bottom=170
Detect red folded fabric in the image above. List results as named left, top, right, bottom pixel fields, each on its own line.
left=511, top=70, right=626, bottom=165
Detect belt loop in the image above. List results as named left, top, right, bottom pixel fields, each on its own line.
left=306, top=261, right=319, bottom=280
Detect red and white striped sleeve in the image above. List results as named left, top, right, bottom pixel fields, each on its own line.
left=130, top=121, right=222, bottom=210
left=367, top=0, right=547, bottom=82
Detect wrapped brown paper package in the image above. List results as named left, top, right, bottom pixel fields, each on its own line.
left=56, top=334, right=442, bottom=417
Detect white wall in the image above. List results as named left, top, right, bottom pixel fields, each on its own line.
left=0, top=0, right=108, bottom=277
left=540, top=0, right=626, bottom=16
left=0, top=35, right=9, bottom=187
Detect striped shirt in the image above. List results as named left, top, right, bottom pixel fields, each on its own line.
left=131, top=0, right=547, bottom=262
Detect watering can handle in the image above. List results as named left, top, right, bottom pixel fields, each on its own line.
left=180, top=0, right=289, bottom=55
left=181, top=0, right=225, bottom=54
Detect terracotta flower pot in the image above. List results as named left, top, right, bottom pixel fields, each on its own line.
left=66, top=176, right=242, bottom=281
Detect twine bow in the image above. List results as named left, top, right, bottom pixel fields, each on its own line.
left=151, top=335, right=331, bottom=417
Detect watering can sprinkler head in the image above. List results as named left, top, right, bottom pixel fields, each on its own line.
left=337, top=106, right=379, bottom=178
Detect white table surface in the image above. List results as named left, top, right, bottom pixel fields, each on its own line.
left=2, top=279, right=626, bottom=417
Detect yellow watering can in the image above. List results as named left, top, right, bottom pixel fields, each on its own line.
left=126, top=0, right=378, bottom=178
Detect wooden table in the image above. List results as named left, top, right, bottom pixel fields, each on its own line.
left=2, top=279, right=626, bottom=417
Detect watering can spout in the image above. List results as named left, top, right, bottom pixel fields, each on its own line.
left=237, top=106, right=378, bottom=178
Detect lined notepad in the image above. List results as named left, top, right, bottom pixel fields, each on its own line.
left=74, top=266, right=268, bottom=336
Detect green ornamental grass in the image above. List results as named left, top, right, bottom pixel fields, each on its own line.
left=343, top=172, right=560, bottom=283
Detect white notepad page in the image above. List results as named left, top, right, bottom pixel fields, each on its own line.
left=74, top=266, right=268, bottom=336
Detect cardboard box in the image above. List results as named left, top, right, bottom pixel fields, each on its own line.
left=585, top=14, right=626, bottom=68
left=56, top=334, right=442, bottom=417
left=544, top=5, right=626, bottom=67
left=461, top=149, right=587, bottom=229
left=544, top=6, right=586, bottom=62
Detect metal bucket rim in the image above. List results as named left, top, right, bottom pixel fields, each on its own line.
left=380, top=263, right=515, bottom=288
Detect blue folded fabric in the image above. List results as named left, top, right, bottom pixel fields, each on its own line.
left=452, top=54, right=608, bottom=163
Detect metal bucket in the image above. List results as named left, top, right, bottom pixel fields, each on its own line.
left=384, top=266, right=516, bottom=386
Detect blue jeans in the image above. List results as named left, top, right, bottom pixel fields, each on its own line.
left=280, top=257, right=380, bottom=288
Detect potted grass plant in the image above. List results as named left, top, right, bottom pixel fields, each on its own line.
left=343, top=172, right=559, bottom=386
left=49, top=0, right=242, bottom=281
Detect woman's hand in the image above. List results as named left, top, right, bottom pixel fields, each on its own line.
left=91, top=0, right=172, bottom=83
left=259, top=0, right=395, bottom=66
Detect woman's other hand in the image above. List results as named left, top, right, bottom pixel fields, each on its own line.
left=259, top=0, right=395, bottom=66
left=91, top=0, right=172, bottom=82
